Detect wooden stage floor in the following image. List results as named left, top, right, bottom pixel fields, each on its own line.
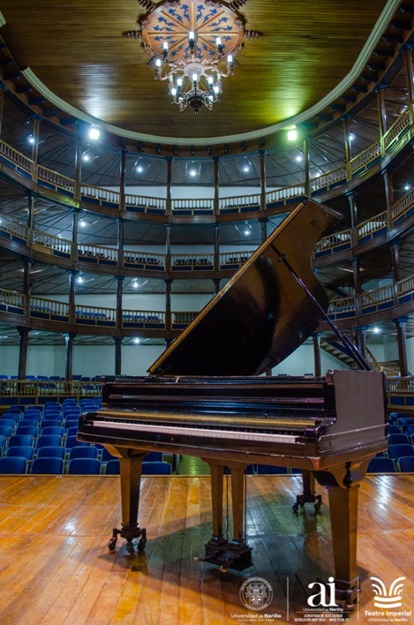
left=0, top=474, right=413, bottom=625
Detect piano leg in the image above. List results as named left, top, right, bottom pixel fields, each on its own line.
left=314, top=459, right=370, bottom=611
left=292, top=470, right=322, bottom=512
left=202, top=460, right=252, bottom=572
left=106, top=447, right=147, bottom=552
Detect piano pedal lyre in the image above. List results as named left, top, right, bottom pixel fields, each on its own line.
left=196, top=540, right=253, bottom=572
left=108, top=524, right=147, bottom=552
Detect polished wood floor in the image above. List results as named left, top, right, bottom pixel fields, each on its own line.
left=0, top=474, right=413, bottom=625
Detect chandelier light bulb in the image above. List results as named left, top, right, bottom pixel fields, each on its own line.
left=192, top=73, right=198, bottom=84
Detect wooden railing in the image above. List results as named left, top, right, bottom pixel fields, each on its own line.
left=0, top=379, right=102, bottom=403
left=0, top=106, right=409, bottom=223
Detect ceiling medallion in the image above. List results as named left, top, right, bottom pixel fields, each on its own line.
left=124, top=0, right=262, bottom=114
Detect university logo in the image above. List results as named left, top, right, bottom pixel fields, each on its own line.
left=370, top=576, right=406, bottom=609
left=239, top=576, right=273, bottom=611
left=307, top=576, right=338, bottom=608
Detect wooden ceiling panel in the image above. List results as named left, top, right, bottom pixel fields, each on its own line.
left=0, top=0, right=394, bottom=141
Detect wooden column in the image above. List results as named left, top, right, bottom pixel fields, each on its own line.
left=343, top=117, right=352, bottom=182
left=26, top=191, right=35, bottom=248
left=165, top=224, right=172, bottom=272
left=119, top=150, right=126, bottom=213
left=213, top=156, right=219, bottom=216
left=394, top=316, right=409, bottom=377
left=113, top=336, right=123, bottom=376
left=354, top=327, right=368, bottom=363
left=213, top=223, right=220, bottom=272
left=391, top=240, right=401, bottom=304
left=346, top=191, right=358, bottom=248
left=165, top=278, right=172, bottom=332
left=68, top=270, right=77, bottom=325
left=377, top=84, right=388, bottom=156
left=312, top=332, right=322, bottom=377
left=383, top=169, right=394, bottom=228
left=303, top=138, right=310, bottom=197
left=116, top=276, right=124, bottom=332
left=17, top=326, right=30, bottom=380
left=65, top=332, right=75, bottom=381
left=351, top=256, right=361, bottom=317
left=0, top=86, right=5, bottom=138
left=259, top=149, right=266, bottom=212
left=31, top=116, right=40, bottom=184
left=71, top=209, right=80, bottom=262
left=117, top=218, right=125, bottom=270
left=74, top=138, right=82, bottom=204
left=166, top=157, right=173, bottom=216
left=259, top=217, right=267, bottom=243
left=22, top=258, right=32, bottom=319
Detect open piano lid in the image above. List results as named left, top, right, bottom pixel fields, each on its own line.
left=149, top=199, right=340, bottom=377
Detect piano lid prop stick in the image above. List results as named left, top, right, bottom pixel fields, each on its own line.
left=272, top=246, right=371, bottom=372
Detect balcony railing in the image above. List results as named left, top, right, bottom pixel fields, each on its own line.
left=218, top=193, right=261, bottom=214
left=122, top=309, right=165, bottom=328
left=0, top=214, right=27, bottom=243
left=310, top=166, right=347, bottom=193
left=314, top=229, right=352, bottom=257
left=81, top=184, right=120, bottom=207
left=172, top=198, right=214, bottom=214
left=360, top=284, right=395, bottom=314
left=0, top=288, right=25, bottom=315
left=171, top=254, right=214, bottom=271
left=220, top=250, right=252, bottom=268
left=349, top=140, right=382, bottom=177
left=33, top=229, right=71, bottom=257
left=356, top=211, right=388, bottom=243
left=75, top=305, right=117, bottom=327
left=30, top=297, right=69, bottom=321
left=78, top=243, right=117, bottom=265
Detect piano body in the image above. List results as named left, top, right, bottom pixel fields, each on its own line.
left=78, top=199, right=387, bottom=609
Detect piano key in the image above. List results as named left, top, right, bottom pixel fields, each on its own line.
left=91, top=419, right=299, bottom=444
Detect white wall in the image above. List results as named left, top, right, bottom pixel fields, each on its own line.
left=1, top=339, right=352, bottom=378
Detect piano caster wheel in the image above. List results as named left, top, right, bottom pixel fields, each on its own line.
left=292, top=493, right=322, bottom=513
left=108, top=537, right=117, bottom=551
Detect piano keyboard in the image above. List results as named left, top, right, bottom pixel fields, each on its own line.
left=91, top=419, right=299, bottom=445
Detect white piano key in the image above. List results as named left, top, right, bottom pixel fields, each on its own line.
left=91, top=419, right=298, bottom=444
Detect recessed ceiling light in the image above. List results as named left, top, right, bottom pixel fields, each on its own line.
left=89, top=126, right=100, bottom=140
left=189, top=169, right=197, bottom=177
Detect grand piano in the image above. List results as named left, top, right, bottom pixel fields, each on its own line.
left=78, top=199, right=387, bottom=610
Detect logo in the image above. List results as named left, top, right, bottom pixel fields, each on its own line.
left=239, top=576, right=273, bottom=611
left=307, top=576, right=338, bottom=608
left=370, top=576, right=406, bottom=609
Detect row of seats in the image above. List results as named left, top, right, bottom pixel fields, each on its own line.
left=366, top=411, right=414, bottom=473
left=0, top=456, right=173, bottom=476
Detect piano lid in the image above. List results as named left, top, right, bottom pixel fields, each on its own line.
left=149, top=199, right=340, bottom=377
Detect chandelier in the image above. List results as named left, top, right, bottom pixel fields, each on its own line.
left=126, top=0, right=251, bottom=113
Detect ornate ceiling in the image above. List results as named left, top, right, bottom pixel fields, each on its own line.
left=0, top=0, right=411, bottom=148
